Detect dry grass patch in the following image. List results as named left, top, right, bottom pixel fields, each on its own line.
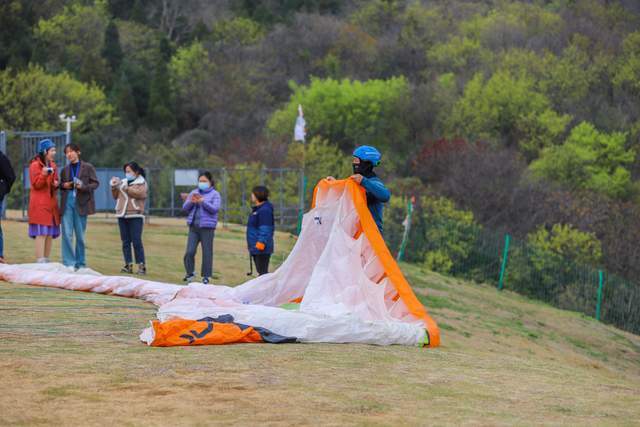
left=1, top=218, right=640, bottom=426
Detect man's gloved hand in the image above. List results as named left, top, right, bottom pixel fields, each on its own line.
left=350, top=174, right=364, bottom=184
left=255, top=242, right=266, bottom=251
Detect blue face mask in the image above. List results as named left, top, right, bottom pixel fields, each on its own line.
left=125, top=173, right=136, bottom=182
left=198, top=182, right=210, bottom=191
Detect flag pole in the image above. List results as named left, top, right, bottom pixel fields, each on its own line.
left=295, top=104, right=307, bottom=235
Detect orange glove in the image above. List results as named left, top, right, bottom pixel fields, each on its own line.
left=255, top=242, right=266, bottom=251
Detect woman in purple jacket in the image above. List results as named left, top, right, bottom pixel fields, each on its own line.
left=182, top=171, right=221, bottom=284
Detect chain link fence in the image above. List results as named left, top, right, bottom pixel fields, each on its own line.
left=146, top=167, right=304, bottom=231
left=10, top=163, right=304, bottom=232
left=385, top=199, right=640, bottom=335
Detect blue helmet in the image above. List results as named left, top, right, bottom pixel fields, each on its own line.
left=38, top=139, right=55, bottom=154
left=353, top=145, right=381, bottom=166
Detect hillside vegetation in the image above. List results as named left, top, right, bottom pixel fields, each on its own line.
left=4, top=1, right=640, bottom=286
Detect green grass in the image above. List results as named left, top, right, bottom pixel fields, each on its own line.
left=1, top=217, right=639, bottom=426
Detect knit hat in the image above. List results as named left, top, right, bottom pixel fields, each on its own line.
left=38, top=139, right=55, bottom=154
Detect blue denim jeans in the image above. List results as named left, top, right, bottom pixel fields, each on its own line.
left=118, top=217, right=145, bottom=264
left=61, top=194, right=88, bottom=268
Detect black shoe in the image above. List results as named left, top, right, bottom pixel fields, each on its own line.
left=183, top=274, right=195, bottom=283
left=121, top=264, right=133, bottom=274
left=202, top=277, right=210, bottom=285
left=136, top=263, right=146, bottom=275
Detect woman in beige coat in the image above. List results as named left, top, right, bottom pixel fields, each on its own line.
left=111, top=162, right=148, bottom=274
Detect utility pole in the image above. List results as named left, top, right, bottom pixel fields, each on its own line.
left=59, top=114, right=77, bottom=146
left=295, top=104, right=307, bottom=235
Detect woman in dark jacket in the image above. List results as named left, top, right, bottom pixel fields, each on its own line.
left=246, top=186, right=274, bottom=275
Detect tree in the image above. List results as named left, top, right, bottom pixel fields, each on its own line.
left=497, top=39, right=600, bottom=119
left=147, top=39, right=176, bottom=129
left=507, top=223, right=604, bottom=303
left=539, top=39, right=599, bottom=115
left=458, top=2, right=562, bottom=52
left=393, top=3, right=448, bottom=79
left=211, top=17, right=264, bottom=46
left=33, top=3, right=110, bottom=85
left=116, top=20, right=161, bottom=121
left=528, top=224, right=603, bottom=268
left=149, top=0, right=228, bottom=43
left=530, top=122, right=634, bottom=199
left=349, top=0, right=403, bottom=37
left=255, top=13, right=379, bottom=101
left=102, top=20, right=124, bottom=75
left=447, top=71, right=571, bottom=160
left=233, top=0, right=342, bottom=26
left=109, top=71, right=138, bottom=127
left=426, top=36, right=493, bottom=77
left=0, top=0, right=70, bottom=69
left=614, top=31, right=640, bottom=94
left=169, top=41, right=215, bottom=126
left=0, top=65, right=115, bottom=132
left=0, top=1, right=34, bottom=69
left=146, top=37, right=175, bottom=129
left=268, top=77, right=411, bottom=171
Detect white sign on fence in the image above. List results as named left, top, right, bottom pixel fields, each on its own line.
left=174, top=169, right=199, bottom=186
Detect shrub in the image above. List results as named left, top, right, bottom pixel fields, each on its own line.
left=384, top=194, right=482, bottom=275
left=507, top=224, right=603, bottom=302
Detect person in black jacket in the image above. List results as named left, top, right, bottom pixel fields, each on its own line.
left=0, top=150, right=16, bottom=263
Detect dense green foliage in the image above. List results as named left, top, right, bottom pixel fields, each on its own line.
left=0, top=65, right=114, bottom=131
left=447, top=71, right=571, bottom=160
left=384, top=194, right=482, bottom=272
left=530, top=122, right=634, bottom=198
left=268, top=77, right=410, bottom=169
left=3, top=0, right=640, bottom=284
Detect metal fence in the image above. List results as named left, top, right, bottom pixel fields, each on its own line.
left=13, top=164, right=304, bottom=231
left=148, top=167, right=304, bottom=230
left=18, top=131, right=68, bottom=168
left=1, top=130, right=68, bottom=220
left=387, top=202, right=640, bottom=336
left=2, top=131, right=305, bottom=229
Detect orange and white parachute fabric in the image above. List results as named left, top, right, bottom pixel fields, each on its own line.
left=0, top=179, right=440, bottom=347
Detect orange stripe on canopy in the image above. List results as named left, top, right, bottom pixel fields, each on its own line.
left=312, top=179, right=440, bottom=348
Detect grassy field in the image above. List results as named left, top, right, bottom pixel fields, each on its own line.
left=1, top=216, right=639, bottom=426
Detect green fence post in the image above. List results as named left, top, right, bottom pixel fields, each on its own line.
left=596, top=270, right=604, bottom=321
left=498, top=234, right=511, bottom=291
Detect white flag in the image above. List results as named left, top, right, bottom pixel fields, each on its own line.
left=294, top=104, right=306, bottom=142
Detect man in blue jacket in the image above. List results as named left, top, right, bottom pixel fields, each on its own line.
left=328, top=145, right=391, bottom=233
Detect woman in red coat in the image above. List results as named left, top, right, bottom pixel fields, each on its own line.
left=28, top=139, right=61, bottom=263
